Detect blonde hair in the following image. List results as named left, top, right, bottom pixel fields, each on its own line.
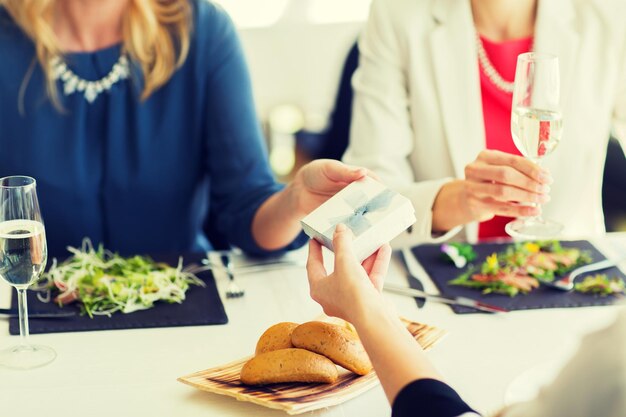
left=1, top=0, right=191, bottom=104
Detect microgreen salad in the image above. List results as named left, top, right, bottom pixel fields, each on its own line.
left=574, top=274, right=625, bottom=296
left=41, top=240, right=205, bottom=317
left=449, top=241, right=593, bottom=297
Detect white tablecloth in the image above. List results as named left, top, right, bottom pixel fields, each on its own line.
left=1, top=235, right=625, bottom=417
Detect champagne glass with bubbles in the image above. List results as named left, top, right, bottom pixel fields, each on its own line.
left=0, top=176, right=55, bottom=369
left=506, top=52, right=564, bottom=238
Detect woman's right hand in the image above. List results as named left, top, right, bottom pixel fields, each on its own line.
left=432, top=150, right=553, bottom=232
left=306, top=224, right=392, bottom=325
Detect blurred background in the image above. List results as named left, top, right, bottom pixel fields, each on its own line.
left=216, top=0, right=365, bottom=175
left=215, top=0, right=626, bottom=232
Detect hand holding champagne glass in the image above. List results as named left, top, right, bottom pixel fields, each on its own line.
left=0, top=176, right=55, bottom=369
left=506, top=52, right=564, bottom=238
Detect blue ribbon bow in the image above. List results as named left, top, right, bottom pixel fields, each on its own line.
left=324, top=188, right=396, bottom=238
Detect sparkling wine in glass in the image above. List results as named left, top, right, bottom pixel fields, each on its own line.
left=0, top=176, right=56, bottom=369
left=506, top=52, right=563, bottom=238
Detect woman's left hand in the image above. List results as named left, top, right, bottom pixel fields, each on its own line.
left=252, top=160, right=372, bottom=251
left=291, top=159, right=371, bottom=217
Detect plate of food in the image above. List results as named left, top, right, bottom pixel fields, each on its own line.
left=411, top=240, right=626, bottom=313
left=9, top=240, right=228, bottom=335
left=178, top=317, right=446, bottom=415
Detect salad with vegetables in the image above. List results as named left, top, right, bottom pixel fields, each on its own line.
left=39, top=240, right=205, bottom=317
left=574, top=274, right=625, bottom=296
left=449, top=241, right=592, bottom=297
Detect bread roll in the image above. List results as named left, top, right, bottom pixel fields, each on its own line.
left=291, top=321, right=373, bottom=375
left=255, top=322, right=299, bottom=355
left=240, top=348, right=339, bottom=385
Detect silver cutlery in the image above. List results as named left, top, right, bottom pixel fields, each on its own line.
left=383, top=283, right=508, bottom=313
left=198, top=258, right=303, bottom=274
left=0, top=308, right=76, bottom=319
left=220, top=253, right=244, bottom=298
left=540, top=258, right=626, bottom=291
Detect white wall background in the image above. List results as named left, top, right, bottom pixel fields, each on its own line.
left=213, top=0, right=371, bottom=131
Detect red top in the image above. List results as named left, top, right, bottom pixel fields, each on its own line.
left=477, top=35, right=533, bottom=240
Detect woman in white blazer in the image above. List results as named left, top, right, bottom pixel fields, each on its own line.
left=344, top=0, right=626, bottom=245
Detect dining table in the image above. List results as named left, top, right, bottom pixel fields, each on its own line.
left=1, top=233, right=625, bottom=417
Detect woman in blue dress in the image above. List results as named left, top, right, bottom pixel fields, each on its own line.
left=0, top=0, right=366, bottom=257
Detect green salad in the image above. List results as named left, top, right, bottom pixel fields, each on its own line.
left=449, top=241, right=592, bottom=297
left=41, top=240, right=205, bottom=317
left=574, top=274, right=625, bottom=296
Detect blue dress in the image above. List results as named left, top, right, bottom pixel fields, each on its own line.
left=0, top=1, right=306, bottom=257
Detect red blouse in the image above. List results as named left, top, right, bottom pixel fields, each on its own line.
left=478, top=35, right=533, bottom=240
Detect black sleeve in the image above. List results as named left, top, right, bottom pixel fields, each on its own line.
left=392, top=379, right=478, bottom=417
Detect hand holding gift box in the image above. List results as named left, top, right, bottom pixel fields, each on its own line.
left=301, top=177, right=416, bottom=261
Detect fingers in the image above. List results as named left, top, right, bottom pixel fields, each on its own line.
left=462, top=151, right=554, bottom=210
left=321, top=159, right=367, bottom=183
left=476, top=150, right=552, bottom=184
left=468, top=181, right=550, bottom=204
left=332, top=223, right=357, bottom=263
left=368, top=244, right=391, bottom=292
left=306, top=239, right=327, bottom=283
left=455, top=150, right=556, bottom=223
left=365, top=169, right=381, bottom=181
left=360, top=245, right=392, bottom=291
left=361, top=251, right=377, bottom=275
left=465, top=161, right=550, bottom=195
left=469, top=196, right=541, bottom=218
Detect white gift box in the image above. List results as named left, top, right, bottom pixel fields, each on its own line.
left=301, top=177, right=416, bottom=261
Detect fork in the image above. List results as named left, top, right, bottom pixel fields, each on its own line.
left=221, top=253, right=244, bottom=298
left=541, top=258, right=625, bottom=291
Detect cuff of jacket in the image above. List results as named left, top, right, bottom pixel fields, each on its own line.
left=392, top=378, right=478, bottom=417
left=390, top=178, right=462, bottom=248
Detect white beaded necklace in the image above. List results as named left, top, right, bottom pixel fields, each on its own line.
left=475, top=32, right=524, bottom=94
left=50, top=54, right=130, bottom=103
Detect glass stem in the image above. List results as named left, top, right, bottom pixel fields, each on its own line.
left=17, top=288, right=30, bottom=347
left=525, top=158, right=543, bottom=223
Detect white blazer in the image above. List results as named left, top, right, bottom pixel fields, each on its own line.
left=343, top=0, right=626, bottom=245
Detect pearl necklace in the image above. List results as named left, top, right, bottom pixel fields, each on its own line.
left=50, top=54, right=130, bottom=103
left=475, top=32, right=516, bottom=94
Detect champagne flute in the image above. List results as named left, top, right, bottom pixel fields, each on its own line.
left=506, top=52, right=564, bottom=238
left=0, top=176, right=56, bottom=369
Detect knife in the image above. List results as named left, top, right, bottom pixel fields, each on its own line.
left=399, top=248, right=426, bottom=308
left=383, top=283, right=508, bottom=313
left=200, top=258, right=303, bottom=274
left=0, top=308, right=76, bottom=319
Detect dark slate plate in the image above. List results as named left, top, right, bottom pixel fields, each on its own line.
left=412, top=240, right=626, bottom=314
left=9, top=254, right=228, bottom=334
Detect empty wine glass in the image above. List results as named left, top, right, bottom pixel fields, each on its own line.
left=0, top=176, right=56, bottom=369
left=506, top=52, right=564, bottom=238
